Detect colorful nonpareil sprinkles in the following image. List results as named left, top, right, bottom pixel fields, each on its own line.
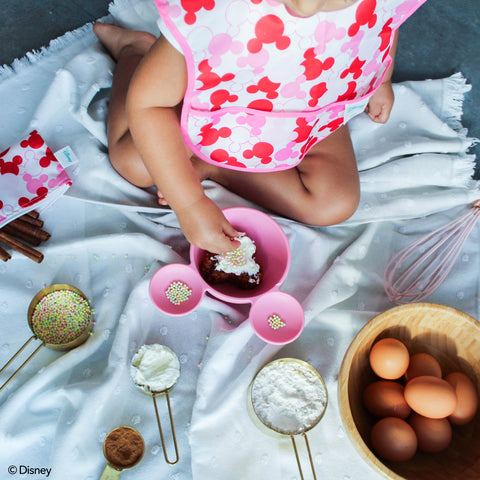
left=223, top=247, right=247, bottom=267
left=165, top=281, right=192, bottom=305
left=31, top=290, right=92, bottom=344
left=267, top=314, right=286, bottom=330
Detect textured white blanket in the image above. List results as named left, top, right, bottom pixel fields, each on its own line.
left=0, top=1, right=479, bottom=479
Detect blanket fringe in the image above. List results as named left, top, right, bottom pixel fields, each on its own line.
left=443, top=73, right=472, bottom=131
left=0, top=22, right=104, bottom=83
left=443, top=73, right=479, bottom=156
left=453, top=153, right=479, bottom=189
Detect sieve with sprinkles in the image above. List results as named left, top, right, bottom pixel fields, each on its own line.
left=30, top=289, right=92, bottom=345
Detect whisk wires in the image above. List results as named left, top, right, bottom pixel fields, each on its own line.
left=384, top=202, right=480, bottom=304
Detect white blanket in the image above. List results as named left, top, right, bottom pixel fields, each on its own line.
left=0, top=1, right=479, bottom=479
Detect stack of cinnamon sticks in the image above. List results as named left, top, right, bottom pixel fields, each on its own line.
left=0, top=210, right=50, bottom=263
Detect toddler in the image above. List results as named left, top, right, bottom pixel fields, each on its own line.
left=94, top=0, right=427, bottom=253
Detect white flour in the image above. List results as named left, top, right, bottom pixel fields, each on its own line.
left=251, top=360, right=327, bottom=435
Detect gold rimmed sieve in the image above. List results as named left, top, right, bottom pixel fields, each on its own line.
left=130, top=344, right=180, bottom=465
left=248, top=358, right=328, bottom=480
left=0, top=284, right=93, bottom=392
left=100, top=426, right=145, bottom=479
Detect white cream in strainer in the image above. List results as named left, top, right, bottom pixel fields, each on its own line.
left=131, top=344, right=180, bottom=393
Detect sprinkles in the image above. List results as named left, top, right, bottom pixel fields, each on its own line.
left=222, top=248, right=248, bottom=268
left=267, top=314, right=286, bottom=330
left=31, top=290, right=92, bottom=345
left=165, top=281, right=192, bottom=305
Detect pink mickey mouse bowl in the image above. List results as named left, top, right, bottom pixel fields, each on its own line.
left=149, top=207, right=304, bottom=344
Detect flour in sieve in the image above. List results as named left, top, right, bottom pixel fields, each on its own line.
left=251, top=360, right=327, bottom=435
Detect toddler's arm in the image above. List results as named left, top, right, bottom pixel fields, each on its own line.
left=365, top=30, right=399, bottom=124
left=126, top=36, right=239, bottom=253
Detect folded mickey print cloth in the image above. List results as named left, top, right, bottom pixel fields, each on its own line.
left=0, top=130, right=72, bottom=228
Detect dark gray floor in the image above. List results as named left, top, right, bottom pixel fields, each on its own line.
left=1, top=0, right=479, bottom=175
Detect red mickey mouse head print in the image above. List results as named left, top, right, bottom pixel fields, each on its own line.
left=247, top=15, right=291, bottom=54
left=301, top=49, right=335, bottom=81
left=0, top=155, right=23, bottom=176
left=243, top=142, right=274, bottom=165
left=348, top=0, right=377, bottom=36
left=246, top=76, right=281, bottom=100
left=198, top=123, right=231, bottom=146
left=197, top=60, right=235, bottom=90
left=210, top=89, right=239, bottom=110
left=39, top=148, right=58, bottom=168
left=18, top=187, right=49, bottom=208
left=181, top=0, right=215, bottom=25
left=20, top=130, right=45, bottom=150
left=210, top=149, right=246, bottom=168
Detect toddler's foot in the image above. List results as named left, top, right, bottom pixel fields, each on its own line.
left=93, top=22, right=156, bottom=60
left=157, top=190, right=169, bottom=206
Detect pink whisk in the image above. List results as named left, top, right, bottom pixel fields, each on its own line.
left=384, top=200, right=480, bottom=304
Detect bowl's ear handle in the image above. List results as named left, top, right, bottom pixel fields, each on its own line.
left=0, top=335, right=44, bottom=392
left=291, top=433, right=318, bottom=480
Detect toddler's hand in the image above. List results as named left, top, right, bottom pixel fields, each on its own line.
left=176, top=196, right=240, bottom=254
left=365, top=81, right=394, bottom=124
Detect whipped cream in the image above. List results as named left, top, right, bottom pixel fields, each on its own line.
left=213, top=233, right=260, bottom=276
left=131, top=344, right=180, bottom=393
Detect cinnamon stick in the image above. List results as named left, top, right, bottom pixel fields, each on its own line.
left=0, top=246, right=11, bottom=262
left=2, top=224, right=42, bottom=246
left=18, top=213, right=44, bottom=228
left=26, top=210, right=40, bottom=219
left=9, top=218, right=50, bottom=241
left=0, top=231, right=44, bottom=263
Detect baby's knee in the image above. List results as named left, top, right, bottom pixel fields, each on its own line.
left=304, top=187, right=360, bottom=226
left=108, top=139, right=154, bottom=188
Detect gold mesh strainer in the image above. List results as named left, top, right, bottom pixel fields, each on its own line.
left=0, top=284, right=93, bottom=393
left=248, top=358, right=328, bottom=480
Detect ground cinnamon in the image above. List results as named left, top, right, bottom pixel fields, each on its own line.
left=104, top=427, right=145, bottom=470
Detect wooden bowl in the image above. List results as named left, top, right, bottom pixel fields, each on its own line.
left=338, top=303, right=480, bottom=480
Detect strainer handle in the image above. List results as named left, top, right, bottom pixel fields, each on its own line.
left=291, top=433, right=317, bottom=480
left=0, top=336, right=44, bottom=392
left=152, top=391, right=179, bottom=465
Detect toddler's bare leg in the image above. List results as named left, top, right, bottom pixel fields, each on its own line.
left=93, top=23, right=157, bottom=187
left=208, top=125, right=360, bottom=226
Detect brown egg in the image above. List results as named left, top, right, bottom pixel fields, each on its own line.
left=369, top=338, right=410, bottom=380
left=405, top=353, right=442, bottom=381
left=363, top=380, right=411, bottom=419
left=404, top=376, right=457, bottom=419
left=408, top=412, right=452, bottom=453
left=370, top=417, right=417, bottom=462
left=445, top=372, right=479, bottom=425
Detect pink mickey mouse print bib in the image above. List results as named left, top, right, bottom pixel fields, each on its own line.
left=155, top=0, right=427, bottom=171
left=0, top=131, right=72, bottom=228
